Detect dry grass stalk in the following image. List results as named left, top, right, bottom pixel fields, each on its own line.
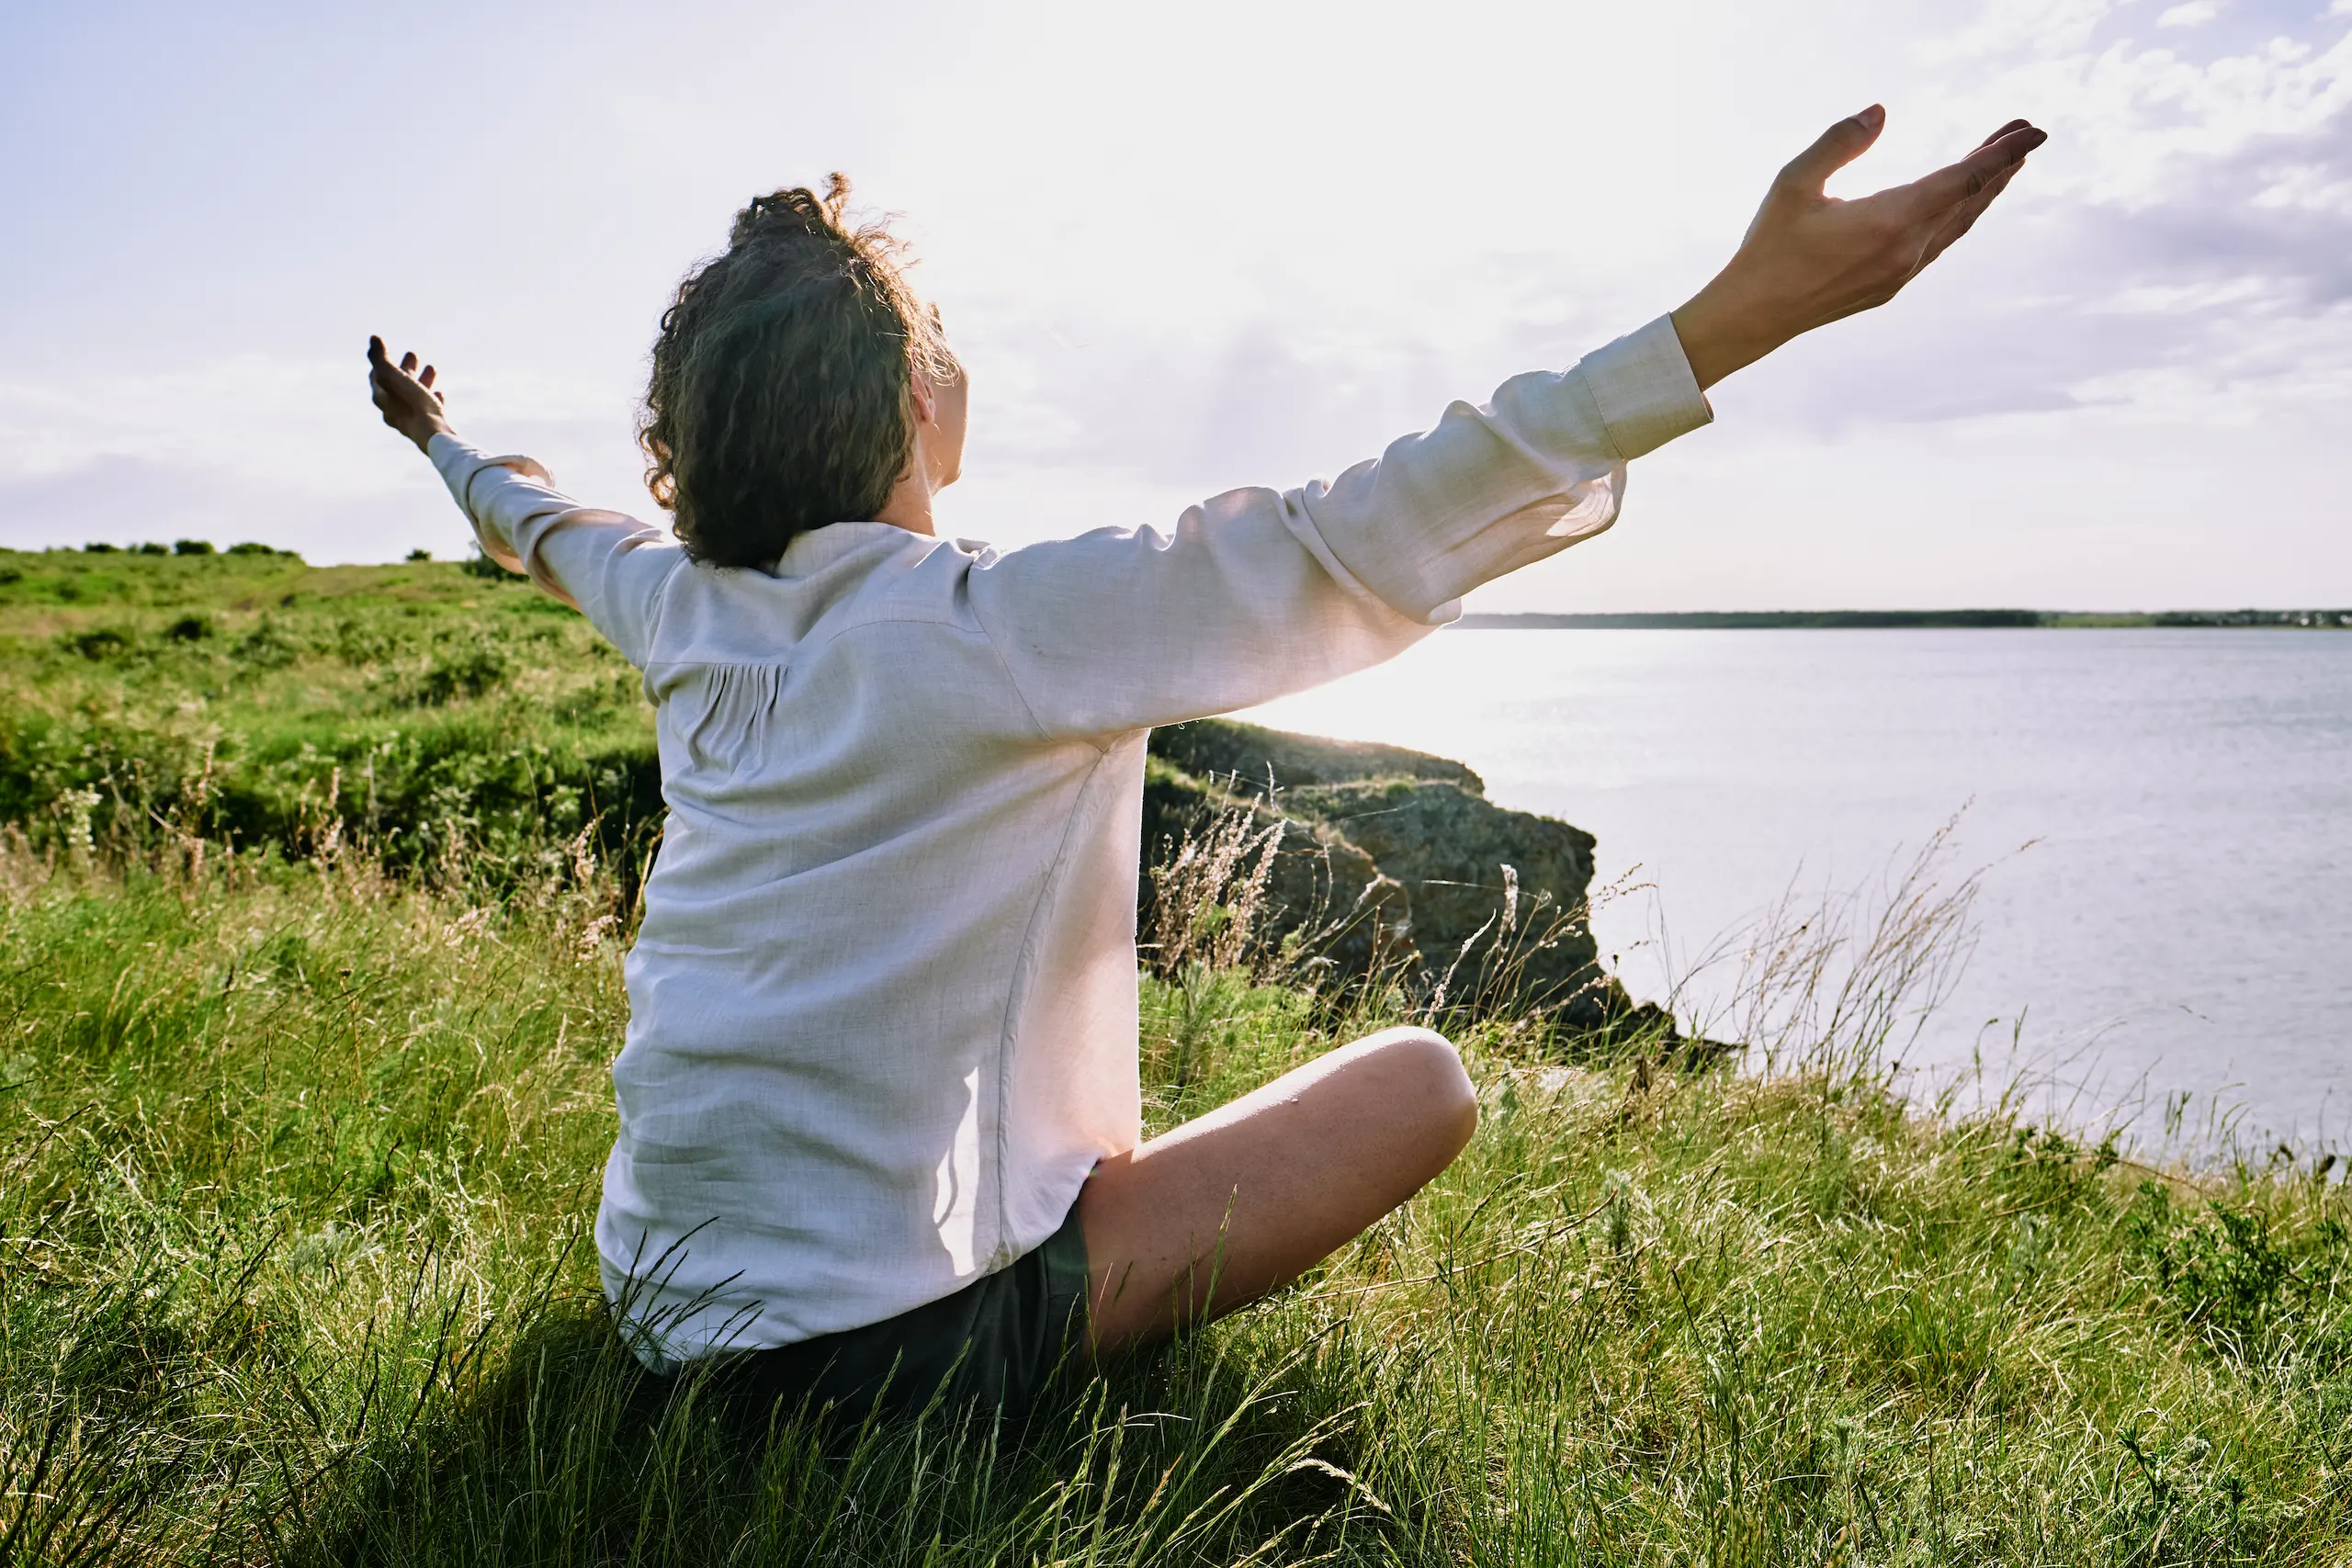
left=1143, top=800, right=1284, bottom=980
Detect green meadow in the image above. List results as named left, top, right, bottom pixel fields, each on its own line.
left=2, top=547, right=2347, bottom=1564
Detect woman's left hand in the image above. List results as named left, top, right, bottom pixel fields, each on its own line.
left=1671, top=107, right=2045, bottom=391
left=367, top=334, right=456, bottom=454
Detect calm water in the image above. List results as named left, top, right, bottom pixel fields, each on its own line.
left=1240, top=629, right=2352, bottom=1156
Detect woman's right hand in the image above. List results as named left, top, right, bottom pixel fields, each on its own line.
left=368, top=334, right=457, bottom=454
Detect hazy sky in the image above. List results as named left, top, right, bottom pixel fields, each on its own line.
left=2, top=0, right=2346, bottom=610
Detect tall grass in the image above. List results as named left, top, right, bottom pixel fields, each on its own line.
left=1, top=818, right=2346, bottom=1564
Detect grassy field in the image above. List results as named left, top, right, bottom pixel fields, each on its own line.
left=3, top=547, right=2348, bottom=1564
left=0, top=545, right=661, bottom=891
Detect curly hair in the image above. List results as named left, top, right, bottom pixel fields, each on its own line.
left=639, top=175, right=956, bottom=568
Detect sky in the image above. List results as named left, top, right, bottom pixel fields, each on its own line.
left=1, top=0, right=2346, bottom=611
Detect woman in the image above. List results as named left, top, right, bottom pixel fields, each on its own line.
left=367, top=105, right=2042, bottom=1418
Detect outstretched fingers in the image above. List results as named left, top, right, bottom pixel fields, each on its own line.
left=1918, top=157, right=2022, bottom=269
left=397, top=349, right=441, bottom=393
left=1977, top=118, right=2032, bottom=151
left=1906, top=123, right=2039, bottom=272
left=1901, top=122, right=2046, bottom=219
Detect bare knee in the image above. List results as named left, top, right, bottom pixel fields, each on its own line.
left=1358, top=1026, right=1478, bottom=1165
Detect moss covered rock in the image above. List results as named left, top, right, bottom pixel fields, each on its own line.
left=1144, top=719, right=1654, bottom=1031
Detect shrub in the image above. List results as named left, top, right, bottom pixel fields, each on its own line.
left=173, top=539, right=215, bottom=556
left=2125, top=1179, right=2352, bottom=1359
left=232, top=616, right=300, bottom=670
left=407, top=547, right=433, bottom=561
left=226, top=541, right=277, bottom=556
left=63, top=627, right=134, bottom=661
left=83, top=541, right=119, bottom=553
left=407, top=646, right=510, bottom=707
left=137, top=541, right=169, bottom=556
left=461, top=547, right=513, bottom=581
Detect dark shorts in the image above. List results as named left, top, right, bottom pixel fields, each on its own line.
left=678, top=1201, right=1092, bottom=1425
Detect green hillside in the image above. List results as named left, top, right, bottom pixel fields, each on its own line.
left=0, top=546, right=662, bottom=889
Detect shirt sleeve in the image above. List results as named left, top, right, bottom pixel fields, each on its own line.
left=964, top=314, right=1712, bottom=741
left=426, top=434, right=684, bottom=669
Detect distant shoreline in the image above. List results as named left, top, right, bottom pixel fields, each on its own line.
left=1454, top=609, right=2352, bottom=630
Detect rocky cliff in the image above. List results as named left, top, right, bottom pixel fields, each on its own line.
left=1143, top=718, right=1665, bottom=1035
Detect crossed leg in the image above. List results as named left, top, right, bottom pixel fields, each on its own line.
left=1075, top=1026, right=1479, bottom=1354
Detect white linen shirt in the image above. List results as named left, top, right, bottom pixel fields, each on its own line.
left=427, top=314, right=1710, bottom=1365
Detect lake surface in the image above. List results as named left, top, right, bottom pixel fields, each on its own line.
left=1238, top=629, right=2352, bottom=1158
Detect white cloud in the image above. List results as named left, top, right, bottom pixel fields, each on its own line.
left=2158, top=2, right=2223, bottom=27
left=2250, top=159, right=2352, bottom=210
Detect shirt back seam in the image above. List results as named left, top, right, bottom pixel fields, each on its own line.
left=986, top=744, right=1116, bottom=1271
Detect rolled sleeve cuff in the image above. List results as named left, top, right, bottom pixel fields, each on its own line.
left=426, top=432, right=492, bottom=516
left=1574, top=314, right=1713, bottom=461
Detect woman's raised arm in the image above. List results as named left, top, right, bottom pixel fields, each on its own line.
left=366, top=338, right=682, bottom=667
left=966, top=108, right=2042, bottom=742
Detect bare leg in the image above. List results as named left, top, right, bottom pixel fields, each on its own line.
left=1075, top=1026, right=1478, bottom=1354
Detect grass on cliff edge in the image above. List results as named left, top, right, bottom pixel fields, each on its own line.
left=1, top=843, right=2347, bottom=1565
